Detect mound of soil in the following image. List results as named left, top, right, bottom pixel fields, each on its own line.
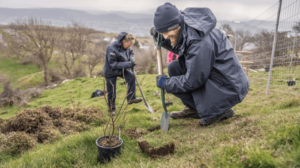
left=2, top=132, right=36, bottom=155
left=37, top=128, right=61, bottom=143
left=0, top=105, right=104, bottom=155
left=41, top=105, right=62, bottom=120
left=1, top=108, right=54, bottom=134
left=138, top=141, right=175, bottom=158
left=57, top=119, right=90, bottom=135
left=0, top=118, right=6, bottom=128
left=125, top=128, right=144, bottom=139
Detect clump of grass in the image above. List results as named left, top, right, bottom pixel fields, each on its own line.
left=1, top=132, right=36, bottom=155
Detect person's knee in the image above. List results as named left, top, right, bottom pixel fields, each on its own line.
left=125, top=71, right=135, bottom=83
left=168, top=60, right=181, bottom=77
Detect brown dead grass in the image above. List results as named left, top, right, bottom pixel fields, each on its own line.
left=2, top=132, right=36, bottom=155
left=0, top=105, right=104, bottom=155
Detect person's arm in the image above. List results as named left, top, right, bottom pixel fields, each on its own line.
left=164, top=40, right=216, bottom=93
left=107, top=47, right=133, bottom=70
left=129, top=48, right=134, bottom=62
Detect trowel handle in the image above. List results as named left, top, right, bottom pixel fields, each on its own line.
left=157, top=49, right=164, bottom=75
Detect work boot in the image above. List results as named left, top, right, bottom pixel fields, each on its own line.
left=108, top=110, right=116, bottom=116
left=128, top=98, right=142, bottom=104
left=199, top=108, right=235, bottom=126
left=170, top=107, right=199, bottom=119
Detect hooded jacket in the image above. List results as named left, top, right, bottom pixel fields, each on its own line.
left=103, top=32, right=134, bottom=77
left=162, top=8, right=249, bottom=120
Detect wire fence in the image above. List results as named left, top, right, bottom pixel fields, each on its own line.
left=237, top=0, right=300, bottom=95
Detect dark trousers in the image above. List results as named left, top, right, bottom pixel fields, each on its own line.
left=168, top=60, right=197, bottom=110
left=105, top=70, right=136, bottom=111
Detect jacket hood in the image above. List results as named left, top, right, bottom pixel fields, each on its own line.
left=117, top=32, right=128, bottom=42
left=115, top=32, right=128, bottom=50
left=183, top=8, right=216, bottom=37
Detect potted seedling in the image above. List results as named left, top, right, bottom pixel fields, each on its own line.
left=95, top=76, right=131, bottom=163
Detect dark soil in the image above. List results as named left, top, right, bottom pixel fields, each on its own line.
left=98, top=136, right=122, bottom=147
left=138, top=141, right=175, bottom=158
left=1, top=111, right=8, bottom=115
left=125, top=128, right=144, bottom=139
left=147, top=125, right=160, bottom=132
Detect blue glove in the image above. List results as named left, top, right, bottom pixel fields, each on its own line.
left=156, top=75, right=168, bottom=89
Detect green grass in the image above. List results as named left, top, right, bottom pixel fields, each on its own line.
left=0, top=70, right=300, bottom=167
left=0, top=55, right=105, bottom=117
left=0, top=57, right=43, bottom=89
left=0, top=57, right=44, bottom=116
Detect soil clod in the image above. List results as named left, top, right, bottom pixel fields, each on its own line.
left=147, top=125, right=160, bottom=132
left=138, top=141, right=175, bottom=158
left=125, top=128, right=144, bottom=139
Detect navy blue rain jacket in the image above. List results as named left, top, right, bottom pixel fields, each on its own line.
left=103, top=32, right=134, bottom=77
left=162, top=8, right=249, bottom=120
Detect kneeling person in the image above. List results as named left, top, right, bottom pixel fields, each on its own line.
left=103, top=32, right=142, bottom=116
left=152, top=3, right=249, bottom=126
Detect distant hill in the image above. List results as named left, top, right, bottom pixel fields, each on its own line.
left=0, top=8, right=278, bottom=37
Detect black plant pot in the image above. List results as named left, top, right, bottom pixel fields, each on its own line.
left=96, top=136, right=123, bottom=163
left=264, top=68, right=270, bottom=72
left=287, top=80, right=296, bottom=86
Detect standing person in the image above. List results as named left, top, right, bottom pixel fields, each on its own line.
left=103, top=32, right=142, bottom=116
left=152, top=3, right=249, bottom=126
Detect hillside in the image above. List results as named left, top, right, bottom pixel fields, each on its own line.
left=0, top=69, right=300, bottom=167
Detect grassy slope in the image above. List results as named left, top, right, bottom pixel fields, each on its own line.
left=0, top=54, right=105, bottom=118
left=0, top=70, right=300, bottom=167
left=0, top=57, right=44, bottom=118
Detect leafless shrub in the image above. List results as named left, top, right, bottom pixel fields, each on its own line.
left=23, top=88, right=43, bottom=99
left=48, top=68, right=63, bottom=83
left=56, top=21, right=91, bottom=78
left=133, top=47, right=161, bottom=74
left=84, top=41, right=108, bottom=77
left=0, top=74, right=43, bottom=107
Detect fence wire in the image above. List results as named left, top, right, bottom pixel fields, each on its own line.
left=238, top=0, right=300, bottom=95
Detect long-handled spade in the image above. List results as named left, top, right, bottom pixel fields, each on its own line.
left=132, top=68, right=154, bottom=113
left=151, top=29, right=170, bottom=132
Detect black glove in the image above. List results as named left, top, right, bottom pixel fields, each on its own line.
left=130, top=58, right=136, bottom=68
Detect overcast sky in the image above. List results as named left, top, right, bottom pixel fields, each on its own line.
left=0, top=0, right=278, bottom=21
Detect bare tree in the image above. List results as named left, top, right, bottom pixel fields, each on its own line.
left=84, top=41, right=108, bottom=77
left=220, top=24, right=235, bottom=46
left=10, top=18, right=60, bottom=85
left=235, top=29, right=253, bottom=51
left=220, top=24, right=235, bottom=35
left=252, top=29, right=273, bottom=53
left=293, top=21, right=300, bottom=33
left=57, top=21, right=91, bottom=78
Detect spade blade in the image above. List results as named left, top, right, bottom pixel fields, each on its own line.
left=160, top=111, right=170, bottom=132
